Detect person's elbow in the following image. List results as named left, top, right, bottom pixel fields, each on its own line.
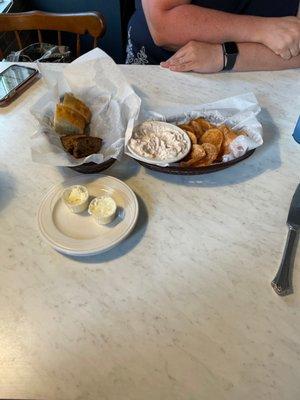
left=151, top=29, right=169, bottom=47
left=151, top=24, right=181, bottom=47
left=147, top=12, right=171, bottom=47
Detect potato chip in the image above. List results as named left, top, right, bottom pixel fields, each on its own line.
left=178, top=124, right=199, bottom=143
left=177, top=117, right=248, bottom=168
left=221, top=130, right=238, bottom=155
left=180, top=144, right=206, bottom=167
left=186, top=130, right=197, bottom=145
left=218, top=124, right=231, bottom=135
left=190, top=121, right=204, bottom=139
left=200, top=128, right=223, bottom=153
left=194, top=117, right=215, bottom=132
left=193, top=143, right=218, bottom=167
left=178, top=124, right=193, bottom=132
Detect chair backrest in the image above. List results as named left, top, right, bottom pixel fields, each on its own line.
left=0, top=10, right=106, bottom=59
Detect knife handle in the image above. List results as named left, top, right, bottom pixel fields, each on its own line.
left=271, top=227, right=298, bottom=296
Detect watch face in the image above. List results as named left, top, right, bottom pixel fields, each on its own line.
left=225, top=42, right=238, bottom=55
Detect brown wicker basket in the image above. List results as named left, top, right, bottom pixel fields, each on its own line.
left=136, top=149, right=255, bottom=175
left=69, top=158, right=116, bottom=174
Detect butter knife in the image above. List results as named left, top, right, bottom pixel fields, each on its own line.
left=271, top=184, right=300, bottom=296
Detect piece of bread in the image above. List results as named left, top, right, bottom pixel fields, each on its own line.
left=73, top=136, right=102, bottom=159
left=60, top=134, right=86, bottom=153
left=54, top=104, right=86, bottom=135
left=61, top=135, right=102, bottom=159
left=63, top=93, right=91, bottom=124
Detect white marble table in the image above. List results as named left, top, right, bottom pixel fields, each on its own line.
left=1, top=62, right=300, bottom=400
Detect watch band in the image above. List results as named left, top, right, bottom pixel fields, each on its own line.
left=222, top=42, right=239, bottom=71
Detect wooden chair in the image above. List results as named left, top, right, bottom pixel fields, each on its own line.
left=0, top=10, right=106, bottom=60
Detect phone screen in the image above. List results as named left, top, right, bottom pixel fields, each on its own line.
left=0, top=65, right=37, bottom=100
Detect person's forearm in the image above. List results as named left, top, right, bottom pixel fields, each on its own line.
left=161, top=40, right=300, bottom=74
left=233, top=42, right=300, bottom=72
left=142, top=1, right=264, bottom=47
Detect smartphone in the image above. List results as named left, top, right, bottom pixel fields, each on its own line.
left=0, top=64, right=39, bottom=107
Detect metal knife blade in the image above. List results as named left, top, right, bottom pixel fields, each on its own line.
left=287, top=184, right=300, bottom=229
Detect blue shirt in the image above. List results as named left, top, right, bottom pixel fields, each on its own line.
left=126, top=0, right=299, bottom=64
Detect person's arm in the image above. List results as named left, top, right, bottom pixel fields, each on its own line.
left=142, top=0, right=300, bottom=59
left=160, top=41, right=300, bottom=73
left=233, top=43, right=300, bottom=71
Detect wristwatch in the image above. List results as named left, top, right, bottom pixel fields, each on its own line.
left=222, top=42, right=239, bottom=71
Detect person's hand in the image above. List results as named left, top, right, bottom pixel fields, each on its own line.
left=260, top=17, right=300, bottom=60
left=160, top=41, right=224, bottom=73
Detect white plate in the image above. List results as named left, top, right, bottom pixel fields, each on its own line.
left=37, top=175, right=139, bottom=256
left=127, top=121, right=191, bottom=166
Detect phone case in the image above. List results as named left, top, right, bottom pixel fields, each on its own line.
left=0, top=68, right=40, bottom=107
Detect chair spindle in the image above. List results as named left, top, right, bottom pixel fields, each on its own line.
left=76, top=34, right=80, bottom=58
left=37, top=29, right=43, bottom=44
left=57, top=31, right=62, bottom=46
left=14, top=30, right=22, bottom=50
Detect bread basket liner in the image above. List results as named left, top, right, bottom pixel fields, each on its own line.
left=30, top=48, right=141, bottom=167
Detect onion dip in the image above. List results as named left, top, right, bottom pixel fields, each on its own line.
left=128, top=121, right=191, bottom=164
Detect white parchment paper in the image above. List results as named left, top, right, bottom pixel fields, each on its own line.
left=30, top=48, right=141, bottom=166
left=125, top=92, right=263, bottom=164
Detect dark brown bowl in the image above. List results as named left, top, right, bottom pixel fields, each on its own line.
left=69, top=158, right=116, bottom=174
left=136, top=149, right=255, bottom=175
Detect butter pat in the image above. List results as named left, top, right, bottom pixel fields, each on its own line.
left=88, top=195, right=117, bottom=225
left=62, top=185, right=89, bottom=213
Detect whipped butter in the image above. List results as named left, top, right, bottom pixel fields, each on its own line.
left=88, top=195, right=117, bottom=225
left=129, top=121, right=190, bottom=162
left=62, top=185, right=89, bottom=213
left=68, top=186, right=88, bottom=205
